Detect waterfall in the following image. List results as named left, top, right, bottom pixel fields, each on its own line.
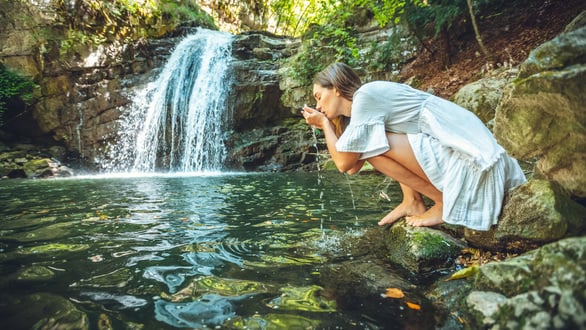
left=105, top=29, right=233, bottom=174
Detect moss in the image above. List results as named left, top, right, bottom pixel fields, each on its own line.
left=410, top=230, right=461, bottom=260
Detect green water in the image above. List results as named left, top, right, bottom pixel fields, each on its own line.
left=0, top=172, right=435, bottom=329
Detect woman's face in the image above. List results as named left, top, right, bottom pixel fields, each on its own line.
left=313, top=84, right=346, bottom=119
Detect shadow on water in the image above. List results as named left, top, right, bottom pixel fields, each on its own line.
left=0, top=172, right=438, bottom=329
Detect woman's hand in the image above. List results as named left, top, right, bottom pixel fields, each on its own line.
left=301, top=104, right=328, bottom=129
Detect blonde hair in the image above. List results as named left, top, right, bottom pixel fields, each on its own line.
left=313, top=63, right=361, bottom=136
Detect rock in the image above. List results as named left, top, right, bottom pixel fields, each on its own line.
left=494, top=23, right=586, bottom=198
left=464, top=179, right=586, bottom=251
left=384, top=220, right=467, bottom=273
left=23, top=158, right=54, bottom=178
left=452, top=76, right=509, bottom=125
left=465, top=291, right=508, bottom=327
left=319, top=259, right=438, bottom=327
left=428, top=236, right=586, bottom=329
left=0, top=292, right=89, bottom=329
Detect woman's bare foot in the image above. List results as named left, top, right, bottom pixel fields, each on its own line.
left=378, top=199, right=427, bottom=226
left=405, top=203, right=444, bottom=227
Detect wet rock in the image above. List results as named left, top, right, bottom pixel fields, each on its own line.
left=384, top=220, right=467, bottom=273
left=0, top=243, right=90, bottom=262
left=0, top=292, right=89, bottom=329
left=161, top=275, right=271, bottom=302
left=0, top=265, right=56, bottom=288
left=0, top=144, right=74, bottom=179
left=319, top=259, right=437, bottom=328
left=16, top=265, right=56, bottom=282
left=464, top=179, right=586, bottom=251
left=428, top=236, right=586, bottom=329
left=266, top=285, right=336, bottom=312
left=2, top=221, right=75, bottom=243
left=320, top=259, right=414, bottom=303
left=225, top=313, right=321, bottom=329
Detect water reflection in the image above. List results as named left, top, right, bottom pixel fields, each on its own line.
left=0, top=172, right=416, bottom=329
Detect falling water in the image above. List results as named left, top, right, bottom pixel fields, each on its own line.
left=104, top=29, right=233, bottom=173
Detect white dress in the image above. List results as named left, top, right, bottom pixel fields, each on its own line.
left=336, top=81, right=526, bottom=230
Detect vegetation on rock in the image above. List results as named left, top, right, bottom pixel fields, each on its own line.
left=0, top=64, right=37, bottom=126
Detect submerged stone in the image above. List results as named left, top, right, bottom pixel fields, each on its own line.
left=162, top=275, right=271, bottom=302
left=70, top=267, right=133, bottom=288
left=16, top=265, right=55, bottom=281
left=0, top=243, right=90, bottom=262
left=0, top=292, right=88, bottom=329
left=2, top=221, right=76, bottom=242
left=225, top=313, right=321, bottom=329
left=266, top=285, right=336, bottom=312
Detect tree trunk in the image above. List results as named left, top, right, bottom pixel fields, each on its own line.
left=466, top=0, right=493, bottom=61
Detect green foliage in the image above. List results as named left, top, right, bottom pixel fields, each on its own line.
left=55, top=0, right=216, bottom=55
left=285, top=2, right=363, bottom=85
left=281, top=0, right=475, bottom=85
left=0, top=64, right=37, bottom=126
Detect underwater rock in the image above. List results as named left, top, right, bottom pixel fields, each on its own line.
left=2, top=221, right=76, bottom=242
left=0, top=243, right=90, bottom=262
left=319, top=258, right=437, bottom=328
left=0, top=292, right=89, bottom=329
left=266, top=285, right=336, bottom=312
left=320, top=259, right=414, bottom=305
left=161, top=275, right=271, bottom=302
left=224, top=313, right=321, bottom=329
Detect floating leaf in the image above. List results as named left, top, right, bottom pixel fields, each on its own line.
left=382, top=288, right=405, bottom=299
left=406, top=301, right=421, bottom=310
left=447, top=265, right=479, bottom=281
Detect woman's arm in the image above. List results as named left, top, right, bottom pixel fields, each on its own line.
left=302, top=106, right=362, bottom=173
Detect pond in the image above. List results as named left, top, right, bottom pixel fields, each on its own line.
left=0, top=172, right=438, bottom=329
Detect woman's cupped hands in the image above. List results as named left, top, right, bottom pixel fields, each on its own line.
left=301, top=104, right=327, bottom=129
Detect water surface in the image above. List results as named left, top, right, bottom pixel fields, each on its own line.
left=0, top=172, right=436, bottom=329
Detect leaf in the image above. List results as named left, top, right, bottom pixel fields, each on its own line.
left=382, top=288, right=405, bottom=299
left=447, top=265, right=479, bottom=281
left=406, top=301, right=421, bottom=310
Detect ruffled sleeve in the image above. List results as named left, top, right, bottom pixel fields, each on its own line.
left=336, top=122, right=389, bottom=159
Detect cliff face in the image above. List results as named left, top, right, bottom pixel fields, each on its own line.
left=0, top=0, right=213, bottom=167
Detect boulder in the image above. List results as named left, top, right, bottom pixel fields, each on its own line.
left=384, top=220, right=467, bottom=273
left=452, top=75, right=510, bottom=125
left=494, top=21, right=586, bottom=198
left=427, top=236, right=586, bottom=329
left=464, top=179, right=586, bottom=251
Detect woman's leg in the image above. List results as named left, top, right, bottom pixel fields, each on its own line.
left=367, top=133, right=444, bottom=227
left=377, top=183, right=427, bottom=226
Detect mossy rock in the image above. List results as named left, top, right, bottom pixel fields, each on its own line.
left=384, top=220, right=466, bottom=273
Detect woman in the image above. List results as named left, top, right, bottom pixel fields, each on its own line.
left=302, top=62, right=526, bottom=231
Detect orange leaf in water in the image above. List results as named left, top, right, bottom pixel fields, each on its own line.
left=383, top=288, right=405, bottom=299
left=406, top=301, right=421, bottom=310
